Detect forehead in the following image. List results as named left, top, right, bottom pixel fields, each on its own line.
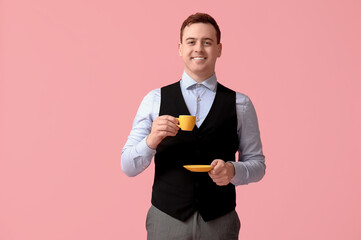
left=182, top=23, right=217, bottom=41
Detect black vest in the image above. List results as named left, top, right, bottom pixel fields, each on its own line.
left=151, top=81, right=239, bottom=222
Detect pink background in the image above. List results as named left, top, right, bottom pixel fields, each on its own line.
left=1, top=0, right=361, bottom=239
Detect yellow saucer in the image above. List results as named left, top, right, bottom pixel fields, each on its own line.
left=183, top=165, right=214, bottom=172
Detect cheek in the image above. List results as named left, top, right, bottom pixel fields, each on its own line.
left=184, top=48, right=191, bottom=55
left=183, top=53, right=192, bottom=60
left=212, top=49, right=221, bottom=58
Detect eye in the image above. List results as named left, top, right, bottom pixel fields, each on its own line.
left=187, top=41, right=195, bottom=45
left=203, top=41, right=211, bottom=46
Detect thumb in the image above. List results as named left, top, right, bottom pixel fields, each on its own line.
left=210, top=160, right=221, bottom=173
left=210, top=159, right=219, bottom=167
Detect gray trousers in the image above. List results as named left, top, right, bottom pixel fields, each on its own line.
left=146, top=205, right=240, bottom=240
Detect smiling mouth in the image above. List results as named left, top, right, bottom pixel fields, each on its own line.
left=192, top=57, right=206, bottom=60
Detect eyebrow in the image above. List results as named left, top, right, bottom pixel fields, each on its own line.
left=185, top=37, right=214, bottom=42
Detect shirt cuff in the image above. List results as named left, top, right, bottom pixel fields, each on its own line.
left=230, top=161, right=249, bottom=186
left=135, top=137, right=156, bottom=158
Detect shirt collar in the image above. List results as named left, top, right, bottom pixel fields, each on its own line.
left=181, top=71, right=218, bottom=92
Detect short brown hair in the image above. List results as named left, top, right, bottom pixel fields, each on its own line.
left=180, top=13, right=221, bottom=44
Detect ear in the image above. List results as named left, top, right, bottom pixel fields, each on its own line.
left=178, top=43, right=183, bottom=56
left=217, top=43, right=222, bottom=58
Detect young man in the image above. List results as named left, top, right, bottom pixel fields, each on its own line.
left=121, top=13, right=265, bottom=240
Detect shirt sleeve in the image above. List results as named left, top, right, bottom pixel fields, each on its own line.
left=230, top=93, right=266, bottom=185
left=120, top=89, right=160, bottom=177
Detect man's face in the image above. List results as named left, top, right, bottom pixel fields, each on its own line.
left=178, top=23, right=222, bottom=82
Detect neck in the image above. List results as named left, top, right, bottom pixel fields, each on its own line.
left=185, top=70, right=215, bottom=83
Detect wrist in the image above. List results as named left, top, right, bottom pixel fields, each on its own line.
left=226, top=162, right=235, bottom=178
left=146, top=135, right=157, bottom=150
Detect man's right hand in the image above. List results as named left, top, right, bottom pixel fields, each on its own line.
left=146, top=115, right=179, bottom=149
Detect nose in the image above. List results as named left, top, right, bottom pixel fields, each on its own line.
left=194, top=42, right=204, bottom=52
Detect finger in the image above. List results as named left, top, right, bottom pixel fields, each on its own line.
left=154, top=119, right=179, bottom=132
left=208, top=169, right=224, bottom=180
left=209, top=172, right=226, bottom=180
left=158, top=115, right=179, bottom=124
left=210, top=159, right=219, bottom=167
left=216, top=181, right=229, bottom=186
left=150, top=125, right=178, bottom=141
left=155, top=124, right=177, bottom=132
left=211, top=161, right=225, bottom=174
left=155, top=119, right=179, bottom=132
left=157, top=130, right=177, bottom=138
left=210, top=176, right=229, bottom=186
left=210, top=160, right=219, bottom=174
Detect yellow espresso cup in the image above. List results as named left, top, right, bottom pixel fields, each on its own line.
left=176, top=115, right=196, bottom=131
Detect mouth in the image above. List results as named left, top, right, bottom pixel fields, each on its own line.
left=191, top=57, right=207, bottom=61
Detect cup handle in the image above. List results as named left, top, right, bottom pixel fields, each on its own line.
left=176, top=118, right=180, bottom=128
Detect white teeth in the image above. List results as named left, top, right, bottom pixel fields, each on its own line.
left=193, top=57, right=205, bottom=60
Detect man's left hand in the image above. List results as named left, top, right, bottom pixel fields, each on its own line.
left=208, top=159, right=235, bottom=186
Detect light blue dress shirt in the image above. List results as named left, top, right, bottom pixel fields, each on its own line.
left=121, top=71, right=265, bottom=186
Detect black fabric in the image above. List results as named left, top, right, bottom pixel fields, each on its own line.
left=151, top=81, right=239, bottom=222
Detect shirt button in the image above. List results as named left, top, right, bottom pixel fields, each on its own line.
left=197, top=97, right=201, bottom=102
left=196, top=117, right=200, bottom=122
left=197, top=84, right=201, bottom=87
